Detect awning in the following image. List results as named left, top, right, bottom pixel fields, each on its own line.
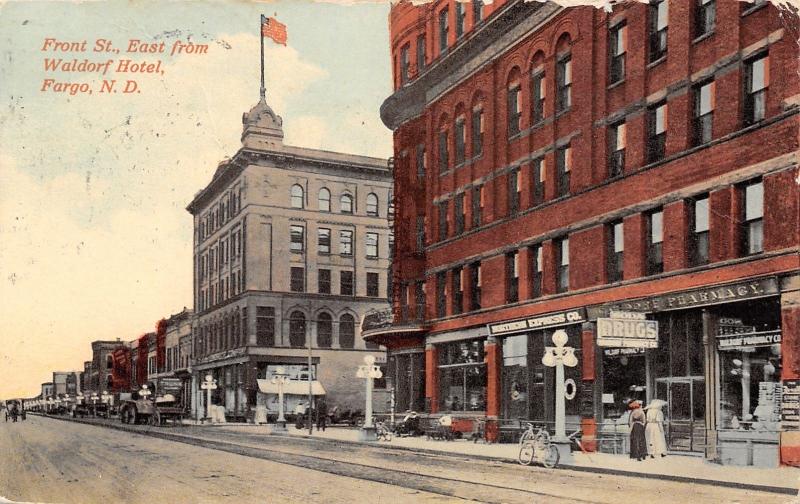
left=257, top=379, right=326, bottom=396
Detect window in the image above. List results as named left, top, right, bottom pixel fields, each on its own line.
left=744, top=53, right=769, bottom=126
left=365, top=232, right=379, bottom=258
left=532, top=158, right=545, bottom=206
left=317, top=188, right=330, bottom=212
left=416, top=215, right=425, bottom=252
left=455, top=193, right=465, bottom=235
left=649, top=0, right=668, bottom=63
left=455, top=1, right=466, bottom=38
left=471, top=107, right=483, bottom=157
left=289, top=311, right=306, bottom=347
left=436, top=271, right=446, bottom=318
left=339, top=230, right=353, bottom=256
left=256, top=306, right=275, bottom=346
left=367, top=272, right=380, bottom=297
left=452, top=267, right=463, bottom=315
left=290, top=267, right=305, bottom=292
left=647, top=102, right=667, bottom=163
left=416, top=144, right=426, bottom=181
left=291, top=184, right=304, bottom=209
left=290, top=225, right=304, bottom=253
left=530, top=244, right=543, bottom=298
left=473, top=0, right=483, bottom=24
left=340, top=270, right=354, bottom=296
left=472, top=185, right=483, bottom=228
left=689, top=195, right=710, bottom=266
left=455, top=116, right=466, bottom=165
left=607, top=221, right=624, bottom=283
left=318, top=268, right=331, bottom=294
left=438, top=201, right=449, bottom=241
left=609, top=22, right=627, bottom=84
left=608, top=121, right=626, bottom=177
left=318, top=228, right=330, bottom=254
left=556, top=145, right=571, bottom=197
left=366, top=193, right=379, bottom=216
left=506, top=251, right=519, bottom=303
left=741, top=180, right=764, bottom=255
left=416, top=34, right=426, bottom=73
left=415, top=281, right=426, bottom=319
left=438, top=9, right=449, bottom=55
left=389, top=232, right=395, bottom=260
left=556, top=237, right=569, bottom=293
left=400, top=44, right=410, bottom=85
left=438, top=130, right=449, bottom=173
left=693, top=80, right=714, bottom=146
left=317, top=313, right=332, bottom=348
left=438, top=339, right=487, bottom=412
left=507, top=82, right=521, bottom=137
left=556, top=54, right=572, bottom=112
left=339, top=314, right=355, bottom=349
left=340, top=194, right=353, bottom=214
left=508, top=168, right=520, bottom=216
left=695, top=0, right=715, bottom=38
left=469, top=262, right=481, bottom=310
left=531, top=69, right=545, bottom=123
left=647, top=210, right=664, bottom=275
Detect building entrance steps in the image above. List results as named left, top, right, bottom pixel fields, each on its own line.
left=216, top=424, right=800, bottom=494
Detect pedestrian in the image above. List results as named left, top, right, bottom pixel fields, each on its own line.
left=644, top=399, right=668, bottom=458
left=316, top=398, right=327, bottom=432
left=451, top=396, right=461, bottom=411
left=628, top=400, right=647, bottom=461
left=294, top=401, right=307, bottom=430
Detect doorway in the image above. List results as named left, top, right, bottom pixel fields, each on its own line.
left=655, top=377, right=705, bottom=452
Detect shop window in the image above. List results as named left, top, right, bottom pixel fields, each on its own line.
left=649, top=0, right=668, bottom=63
left=689, top=195, right=710, bottom=266
left=366, top=193, right=379, bottom=217
left=290, top=225, right=304, bottom=253
left=695, top=0, right=716, bottom=39
left=647, top=102, right=667, bottom=163
left=469, top=262, right=481, bottom=311
left=291, top=184, right=304, bottom=209
left=438, top=8, right=449, bottom=56
left=532, top=158, right=545, bottom=206
left=608, top=121, right=626, bottom=178
left=471, top=107, right=484, bottom=157
left=556, top=145, right=571, bottom=197
left=339, top=314, right=355, bottom=349
left=436, top=271, right=447, bottom=318
left=438, top=339, right=487, bottom=412
left=452, top=266, right=463, bottom=315
left=508, top=168, right=520, bottom=216
left=530, top=244, right=542, bottom=298
left=555, top=237, right=569, bottom=293
left=454, top=193, right=465, bottom=235
left=647, top=210, right=664, bottom=275
left=744, top=53, right=769, bottom=126
left=556, top=54, right=572, bottom=113
left=609, top=22, right=627, bottom=84
left=507, top=82, right=521, bottom=137
left=502, top=334, right=530, bottom=420
left=340, top=270, right=354, bottom=296
left=366, top=272, right=380, bottom=297
left=741, top=179, right=764, bottom=255
left=607, top=221, right=624, bottom=283
left=317, top=313, right=332, bottom=348
left=290, top=267, right=305, bottom=292
left=318, top=268, right=331, bottom=294
left=506, top=251, right=519, bottom=303
left=693, top=80, right=715, bottom=146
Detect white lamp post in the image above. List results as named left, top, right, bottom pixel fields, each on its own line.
left=101, top=391, right=111, bottom=405
left=356, top=355, right=383, bottom=441
left=200, top=374, right=217, bottom=422
left=542, top=329, right=578, bottom=442
left=139, top=385, right=152, bottom=400
left=90, top=393, right=99, bottom=416
left=270, top=366, right=290, bottom=431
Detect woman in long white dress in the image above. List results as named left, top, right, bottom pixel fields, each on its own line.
left=645, top=399, right=668, bottom=458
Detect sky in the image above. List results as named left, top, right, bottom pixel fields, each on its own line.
left=0, top=0, right=393, bottom=398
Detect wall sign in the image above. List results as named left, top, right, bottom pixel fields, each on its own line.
left=596, top=311, right=658, bottom=348
left=718, top=331, right=781, bottom=349
left=487, top=308, right=586, bottom=336
left=782, top=380, right=800, bottom=430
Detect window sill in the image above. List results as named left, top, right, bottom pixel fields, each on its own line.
left=741, top=3, right=768, bottom=16
left=647, top=56, right=666, bottom=69
left=365, top=256, right=379, bottom=261
left=692, top=31, right=714, bottom=45
left=607, top=78, right=625, bottom=91
left=340, top=254, right=353, bottom=258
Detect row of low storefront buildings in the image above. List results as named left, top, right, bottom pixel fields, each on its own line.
left=23, top=89, right=395, bottom=422
left=369, top=0, right=800, bottom=468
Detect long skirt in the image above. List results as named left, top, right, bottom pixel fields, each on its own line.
left=645, top=422, right=668, bottom=456
left=629, top=422, right=648, bottom=460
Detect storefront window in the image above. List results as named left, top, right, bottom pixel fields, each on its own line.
left=438, top=339, right=486, bottom=412
left=602, top=348, right=647, bottom=419
left=259, top=364, right=317, bottom=381
left=503, top=334, right=528, bottom=420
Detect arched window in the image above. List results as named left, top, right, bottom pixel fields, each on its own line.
left=291, top=184, right=305, bottom=209
left=317, top=313, right=332, bottom=348
left=340, top=194, right=353, bottom=214
left=339, top=314, right=355, bottom=349
left=289, top=311, right=306, bottom=347
left=318, top=188, right=331, bottom=212
left=106, top=355, right=113, bottom=370
left=366, top=193, right=379, bottom=216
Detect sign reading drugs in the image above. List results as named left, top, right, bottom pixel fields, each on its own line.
left=597, top=311, right=658, bottom=348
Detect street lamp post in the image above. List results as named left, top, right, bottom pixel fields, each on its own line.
left=270, top=366, right=290, bottom=432
left=200, top=374, right=217, bottom=423
left=91, top=393, right=99, bottom=416
left=542, top=329, right=578, bottom=463
left=356, top=354, right=383, bottom=441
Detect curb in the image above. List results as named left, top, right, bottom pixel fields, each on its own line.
left=37, top=414, right=797, bottom=496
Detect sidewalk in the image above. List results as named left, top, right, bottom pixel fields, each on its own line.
left=218, top=423, right=800, bottom=493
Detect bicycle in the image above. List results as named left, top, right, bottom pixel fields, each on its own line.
left=517, top=423, right=560, bottom=468
left=376, top=421, right=393, bottom=442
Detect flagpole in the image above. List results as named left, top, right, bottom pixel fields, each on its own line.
left=260, top=14, right=266, bottom=100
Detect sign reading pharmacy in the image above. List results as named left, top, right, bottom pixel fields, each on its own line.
left=597, top=310, right=659, bottom=348
left=488, top=308, right=586, bottom=336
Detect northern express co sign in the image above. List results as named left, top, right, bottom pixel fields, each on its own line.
left=488, top=308, right=586, bottom=336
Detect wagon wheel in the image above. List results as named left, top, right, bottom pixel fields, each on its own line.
left=150, top=410, right=161, bottom=427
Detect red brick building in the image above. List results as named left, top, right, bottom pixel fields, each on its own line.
left=369, top=0, right=800, bottom=467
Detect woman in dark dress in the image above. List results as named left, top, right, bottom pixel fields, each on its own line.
left=628, top=401, right=648, bottom=461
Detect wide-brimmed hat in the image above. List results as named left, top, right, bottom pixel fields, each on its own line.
left=644, top=399, right=667, bottom=410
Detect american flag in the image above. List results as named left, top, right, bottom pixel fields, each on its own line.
left=261, top=15, right=287, bottom=46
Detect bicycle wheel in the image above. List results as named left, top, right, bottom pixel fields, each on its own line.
left=518, top=441, right=535, bottom=466
left=542, top=444, right=560, bottom=469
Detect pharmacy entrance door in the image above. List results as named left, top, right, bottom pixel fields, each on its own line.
left=655, top=377, right=705, bottom=453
